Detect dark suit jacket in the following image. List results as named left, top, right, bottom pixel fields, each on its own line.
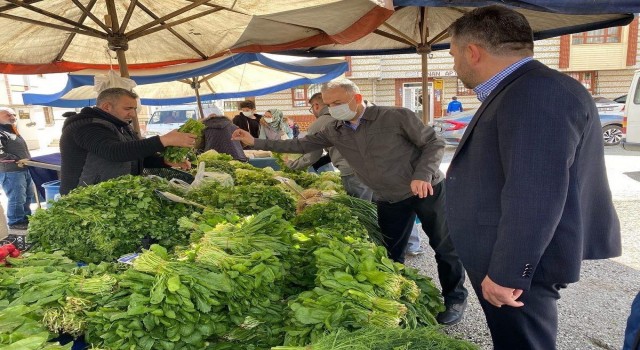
left=446, top=60, right=621, bottom=290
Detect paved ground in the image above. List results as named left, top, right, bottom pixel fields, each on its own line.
left=407, top=145, right=640, bottom=349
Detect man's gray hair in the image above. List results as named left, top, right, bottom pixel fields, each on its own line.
left=308, top=92, right=325, bottom=105
left=448, top=5, right=534, bottom=56
left=321, top=78, right=361, bottom=94
left=0, top=107, right=16, bottom=115
left=96, top=88, right=138, bottom=106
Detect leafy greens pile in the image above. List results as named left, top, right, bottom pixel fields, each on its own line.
left=28, top=176, right=196, bottom=263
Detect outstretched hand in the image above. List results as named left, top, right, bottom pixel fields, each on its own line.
left=231, top=129, right=255, bottom=146
left=159, top=130, right=197, bottom=148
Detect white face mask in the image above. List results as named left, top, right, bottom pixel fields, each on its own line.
left=263, top=117, right=273, bottom=123
left=328, top=96, right=357, bottom=121
left=242, top=111, right=253, bottom=117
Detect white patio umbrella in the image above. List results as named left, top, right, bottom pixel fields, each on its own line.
left=0, top=0, right=392, bottom=131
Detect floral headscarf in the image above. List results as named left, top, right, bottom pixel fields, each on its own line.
left=265, top=109, right=291, bottom=134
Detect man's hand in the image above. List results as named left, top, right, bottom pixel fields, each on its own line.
left=159, top=130, right=197, bottom=148
left=410, top=180, right=433, bottom=198
left=164, top=159, right=191, bottom=170
left=231, top=129, right=255, bottom=146
left=481, top=276, right=524, bottom=308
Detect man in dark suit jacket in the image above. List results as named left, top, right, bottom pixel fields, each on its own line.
left=445, top=6, right=621, bottom=349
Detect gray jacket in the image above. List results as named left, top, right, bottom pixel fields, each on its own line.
left=0, top=124, right=30, bottom=173
left=287, top=106, right=354, bottom=176
left=254, top=105, right=445, bottom=202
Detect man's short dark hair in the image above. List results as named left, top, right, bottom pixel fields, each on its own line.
left=239, top=100, right=255, bottom=110
left=96, top=88, right=138, bottom=106
left=308, top=92, right=324, bottom=105
left=448, top=5, right=534, bottom=56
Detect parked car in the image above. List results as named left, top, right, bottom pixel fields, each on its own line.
left=145, top=105, right=200, bottom=137
left=433, top=110, right=624, bottom=147
left=432, top=109, right=475, bottom=146
left=594, top=96, right=625, bottom=114
left=623, top=70, right=640, bottom=151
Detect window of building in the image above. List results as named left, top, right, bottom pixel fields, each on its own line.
left=291, top=84, right=322, bottom=107
left=566, top=71, right=596, bottom=93
left=456, top=79, right=474, bottom=96
left=572, top=27, right=621, bottom=44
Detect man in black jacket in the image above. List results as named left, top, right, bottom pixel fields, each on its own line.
left=60, top=88, right=196, bottom=195
left=0, top=107, right=35, bottom=230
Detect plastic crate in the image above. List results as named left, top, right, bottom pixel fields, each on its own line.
left=1, top=234, right=32, bottom=251
left=143, top=167, right=194, bottom=184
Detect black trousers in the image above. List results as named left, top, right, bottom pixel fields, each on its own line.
left=376, top=182, right=467, bottom=304
left=467, top=270, right=566, bottom=350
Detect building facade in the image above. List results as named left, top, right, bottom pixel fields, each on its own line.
left=255, top=18, right=639, bottom=129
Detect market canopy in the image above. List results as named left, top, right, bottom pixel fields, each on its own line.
left=22, top=53, right=349, bottom=107
left=0, top=0, right=393, bottom=74
left=275, top=0, right=638, bottom=123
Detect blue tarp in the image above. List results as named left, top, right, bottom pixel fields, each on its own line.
left=22, top=53, right=348, bottom=107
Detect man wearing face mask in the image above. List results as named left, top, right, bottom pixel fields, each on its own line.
left=232, top=100, right=262, bottom=140
left=286, top=92, right=371, bottom=199
left=0, top=107, right=35, bottom=230
left=60, top=88, right=197, bottom=195
left=232, top=78, right=468, bottom=325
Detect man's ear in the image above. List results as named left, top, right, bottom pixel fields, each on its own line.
left=354, top=93, right=364, bottom=104
left=99, top=102, right=112, bottom=113
left=467, top=43, right=483, bottom=65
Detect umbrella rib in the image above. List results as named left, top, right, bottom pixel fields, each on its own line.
left=119, top=0, right=138, bottom=33
left=126, top=0, right=212, bottom=38
left=204, top=80, right=216, bottom=94
left=381, top=22, right=420, bottom=47
left=0, top=0, right=43, bottom=13
left=131, top=1, right=209, bottom=59
left=373, top=29, right=415, bottom=47
left=128, top=7, right=222, bottom=41
left=0, top=13, right=104, bottom=39
left=3, top=0, right=104, bottom=37
left=427, top=28, right=449, bottom=46
left=420, top=7, right=429, bottom=45
left=55, top=0, right=99, bottom=61
left=245, top=62, right=308, bottom=78
left=198, top=70, right=226, bottom=84
left=71, top=0, right=112, bottom=34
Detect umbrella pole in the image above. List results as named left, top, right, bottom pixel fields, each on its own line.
left=115, top=49, right=141, bottom=134
left=192, top=78, right=205, bottom=119
left=116, top=50, right=130, bottom=78
left=418, top=48, right=431, bottom=125
left=106, top=0, right=139, bottom=134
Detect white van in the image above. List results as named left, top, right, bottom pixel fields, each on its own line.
left=623, top=70, right=640, bottom=151
left=144, top=105, right=200, bottom=137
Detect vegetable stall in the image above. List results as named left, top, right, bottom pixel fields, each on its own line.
left=1, top=148, right=477, bottom=349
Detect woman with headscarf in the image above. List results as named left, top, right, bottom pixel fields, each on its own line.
left=259, top=109, right=292, bottom=141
